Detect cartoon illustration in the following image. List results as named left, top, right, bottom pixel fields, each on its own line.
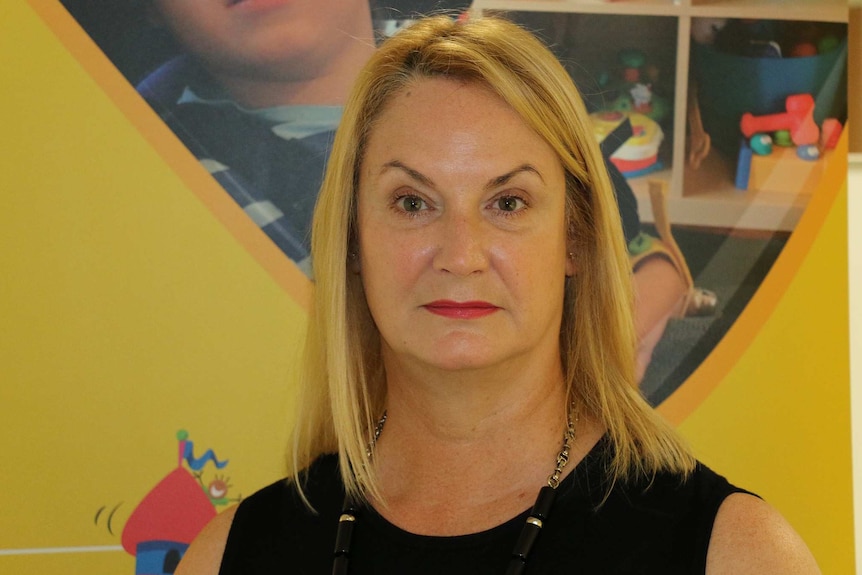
left=96, top=430, right=237, bottom=575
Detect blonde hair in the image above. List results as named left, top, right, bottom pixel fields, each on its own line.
left=289, top=15, right=694, bottom=502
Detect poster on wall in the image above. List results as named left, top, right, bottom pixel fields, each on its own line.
left=59, top=0, right=850, bottom=404
left=1, top=0, right=853, bottom=573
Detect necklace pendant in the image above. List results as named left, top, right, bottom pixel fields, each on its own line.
left=332, top=502, right=358, bottom=575
left=505, top=484, right=558, bottom=574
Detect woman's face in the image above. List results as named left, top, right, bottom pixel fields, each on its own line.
left=150, top=0, right=371, bottom=81
left=357, top=78, right=574, bottom=375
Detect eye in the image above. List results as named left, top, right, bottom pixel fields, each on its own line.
left=495, top=195, right=526, bottom=212
left=398, top=194, right=426, bottom=212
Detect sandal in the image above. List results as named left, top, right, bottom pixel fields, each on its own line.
left=628, top=181, right=718, bottom=318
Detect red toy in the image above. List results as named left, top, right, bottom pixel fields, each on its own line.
left=790, top=42, right=818, bottom=57
left=820, top=118, right=843, bottom=150
left=739, top=93, right=819, bottom=146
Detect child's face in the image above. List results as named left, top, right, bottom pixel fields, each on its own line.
left=151, top=0, right=372, bottom=81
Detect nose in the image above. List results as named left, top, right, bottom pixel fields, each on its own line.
left=432, top=211, right=489, bottom=276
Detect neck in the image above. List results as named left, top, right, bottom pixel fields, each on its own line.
left=370, top=353, right=600, bottom=535
left=385, top=367, right=567, bottom=444
left=380, top=335, right=573, bottom=436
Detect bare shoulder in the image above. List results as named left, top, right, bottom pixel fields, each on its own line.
left=175, top=505, right=238, bottom=575
left=706, top=493, right=820, bottom=575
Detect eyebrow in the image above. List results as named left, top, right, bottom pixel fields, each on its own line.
left=380, top=161, right=546, bottom=190
left=381, top=161, right=435, bottom=188
left=487, top=164, right=546, bottom=188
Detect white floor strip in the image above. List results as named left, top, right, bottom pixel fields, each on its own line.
left=0, top=546, right=124, bottom=556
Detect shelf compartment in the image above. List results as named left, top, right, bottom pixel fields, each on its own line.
left=677, top=150, right=822, bottom=231
left=475, top=0, right=686, bottom=18
left=499, top=10, right=679, bottom=190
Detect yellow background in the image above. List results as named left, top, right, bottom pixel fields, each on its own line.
left=1, top=1, right=854, bottom=572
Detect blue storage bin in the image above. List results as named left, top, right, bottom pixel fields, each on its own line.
left=691, top=38, right=847, bottom=156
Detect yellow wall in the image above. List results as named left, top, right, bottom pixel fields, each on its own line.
left=1, top=1, right=854, bottom=572
left=850, top=155, right=861, bottom=575
left=677, top=173, right=852, bottom=573
left=1, top=2, right=306, bottom=570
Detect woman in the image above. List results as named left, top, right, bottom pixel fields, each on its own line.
left=178, top=15, right=819, bottom=574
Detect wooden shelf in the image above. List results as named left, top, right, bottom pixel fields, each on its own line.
left=474, top=0, right=685, bottom=18
left=475, top=0, right=848, bottom=230
left=677, top=151, right=814, bottom=231
left=629, top=156, right=810, bottom=232
left=689, top=0, right=846, bottom=23
left=477, top=0, right=846, bottom=21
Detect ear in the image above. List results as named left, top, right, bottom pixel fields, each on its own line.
left=565, top=250, right=576, bottom=277
left=348, top=250, right=361, bottom=275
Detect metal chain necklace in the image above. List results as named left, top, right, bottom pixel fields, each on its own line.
left=332, top=405, right=577, bottom=575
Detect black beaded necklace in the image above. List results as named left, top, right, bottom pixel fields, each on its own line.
left=332, top=408, right=577, bottom=575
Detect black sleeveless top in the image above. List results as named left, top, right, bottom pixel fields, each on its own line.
left=219, top=437, right=748, bottom=574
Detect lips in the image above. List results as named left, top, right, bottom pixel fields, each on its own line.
left=227, top=0, right=291, bottom=10
left=423, top=300, right=500, bottom=319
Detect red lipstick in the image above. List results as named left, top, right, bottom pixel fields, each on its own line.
left=228, top=0, right=292, bottom=12
left=423, top=300, right=500, bottom=319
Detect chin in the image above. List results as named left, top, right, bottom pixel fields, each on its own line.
left=419, top=342, right=504, bottom=372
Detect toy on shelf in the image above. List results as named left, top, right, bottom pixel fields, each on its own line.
left=735, top=138, right=753, bottom=190
left=749, top=133, right=773, bottom=155
left=734, top=137, right=827, bottom=192
left=734, top=92, right=842, bottom=192
left=783, top=21, right=844, bottom=59
left=818, top=35, right=841, bottom=54
left=796, top=145, right=819, bottom=161
left=597, top=48, right=671, bottom=124
left=790, top=42, right=817, bottom=58
left=705, top=19, right=843, bottom=59
left=773, top=130, right=794, bottom=147
left=591, top=110, right=664, bottom=177
left=590, top=47, right=673, bottom=177
left=820, top=118, right=843, bottom=149
left=739, top=93, right=819, bottom=146
left=691, top=20, right=847, bottom=157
